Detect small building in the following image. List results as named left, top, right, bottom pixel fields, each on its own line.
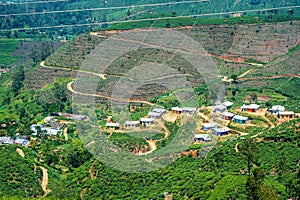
left=278, top=111, right=295, bottom=118
left=241, top=104, right=260, bottom=112
left=194, top=134, right=211, bottom=142
left=222, top=112, right=235, bottom=120
left=0, top=136, right=14, bottom=145
left=105, top=122, right=120, bottom=130
left=222, top=101, right=233, bottom=109
left=14, top=138, right=29, bottom=146
left=171, top=107, right=183, bottom=114
left=212, top=127, right=229, bottom=136
left=140, top=118, right=154, bottom=126
left=269, top=105, right=285, bottom=114
left=201, top=123, right=217, bottom=131
left=57, top=112, right=88, bottom=121
left=148, top=111, right=163, bottom=119
left=182, top=107, right=197, bottom=115
left=233, top=115, right=249, bottom=124
left=124, top=121, right=140, bottom=128
left=213, top=104, right=227, bottom=113
left=148, top=108, right=167, bottom=119
left=31, top=124, right=62, bottom=136
left=152, top=108, right=167, bottom=115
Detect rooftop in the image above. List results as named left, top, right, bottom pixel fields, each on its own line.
left=125, top=121, right=140, bottom=125
left=105, top=122, right=120, bottom=127
left=171, top=107, right=183, bottom=111
left=140, top=118, right=154, bottom=122
left=242, top=104, right=260, bottom=109
left=233, top=115, right=249, bottom=121
left=152, top=108, right=166, bottom=113
left=222, top=101, right=233, bottom=107
left=182, top=107, right=197, bottom=112
left=212, top=127, right=229, bottom=132
left=222, top=112, right=235, bottom=117
left=194, top=134, right=211, bottom=140
left=271, top=105, right=285, bottom=111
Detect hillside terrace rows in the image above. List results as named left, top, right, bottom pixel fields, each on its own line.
left=44, top=21, right=300, bottom=71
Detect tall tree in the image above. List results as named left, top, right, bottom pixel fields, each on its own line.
left=239, top=139, right=259, bottom=175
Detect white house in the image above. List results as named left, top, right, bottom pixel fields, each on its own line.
left=241, top=104, right=260, bottom=112
left=31, top=124, right=62, bottom=136
left=270, top=105, right=285, bottom=114
left=214, top=104, right=227, bottom=113
left=140, top=118, right=154, bottom=126
left=171, top=107, right=183, bottom=114
left=222, top=112, right=235, bottom=120
left=194, top=134, right=211, bottom=142
left=105, top=122, right=120, bottom=130
left=222, top=101, right=233, bottom=109
left=182, top=107, right=197, bottom=115
left=124, top=121, right=140, bottom=128
left=201, top=123, right=217, bottom=130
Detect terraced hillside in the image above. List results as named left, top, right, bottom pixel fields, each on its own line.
left=26, top=21, right=300, bottom=103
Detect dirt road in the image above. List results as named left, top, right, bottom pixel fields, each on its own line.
left=16, top=148, right=25, bottom=157
left=63, top=127, right=68, bottom=141
left=40, top=166, right=51, bottom=196
left=67, top=81, right=155, bottom=106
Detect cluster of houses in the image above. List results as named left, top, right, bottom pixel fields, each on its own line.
left=105, top=107, right=198, bottom=130
left=201, top=122, right=230, bottom=135
left=213, top=101, right=250, bottom=124
left=30, top=116, right=65, bottom=136
left=268, top=105, right=295, bottom=118
left=0, top=136, right=29, bottom=146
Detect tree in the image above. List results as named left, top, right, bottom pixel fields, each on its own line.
left=231, top=74, right=238, bottom=83
left=239, top=139, right=259, bottom=175
left=11, top=66, right=25, bottom=96
left=246, top=168, right=278, bottom=200
left=232, top=90, right=237, bottom=98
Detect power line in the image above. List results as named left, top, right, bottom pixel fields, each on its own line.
left=0, top=0, right=68, bottom=6
left=0, top=0, right=209, bottom=17
left=0, top=5, right=299, bottom=32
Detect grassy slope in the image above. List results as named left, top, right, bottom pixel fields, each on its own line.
left=0, top=39, right=21, bottom=67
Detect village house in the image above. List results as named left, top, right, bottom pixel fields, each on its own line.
left=222, top=101, right=233, bottom=109
left=0, top=136, right=14, bottom=145
left=140, top=118, right=154, bottom=126
left=14, top=137, right=29, bottom=146
left=182, top=107, right=197, bottom=115
left=213, top=104, right=227, bottom=113
left=152, top=108, right=167, bottom=114
left=194, top=134, right=211, bottom=142
left=31, top=124, right=62, bottom=136
left=124, top=121, right=140, bottom=128
left=171, top=107, right=183, bottom=114
left=148, top=108, right=167, bottom=119
left=222, top=112, right=235, bottom=120
left=233, top=115, right=249, bottom=124
left=241, top=104, right=260, bottom=112
left=201, top=123, right=217, bottom=131
left=148, top=111, right=164, bottom=119
left=56, top=112, right=88, bottom=121
left=212, top=127, right=229, bottom=136
left=269, top=105, right=285, bottom=114
left=278, top=111, right=295, bottom=119
left=105, top=122, right=120, bottom=130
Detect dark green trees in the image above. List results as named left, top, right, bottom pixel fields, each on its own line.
left=239, top=139, right=259, bottom=175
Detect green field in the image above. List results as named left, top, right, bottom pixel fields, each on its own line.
left=0, top=39, right=21, bottom=67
